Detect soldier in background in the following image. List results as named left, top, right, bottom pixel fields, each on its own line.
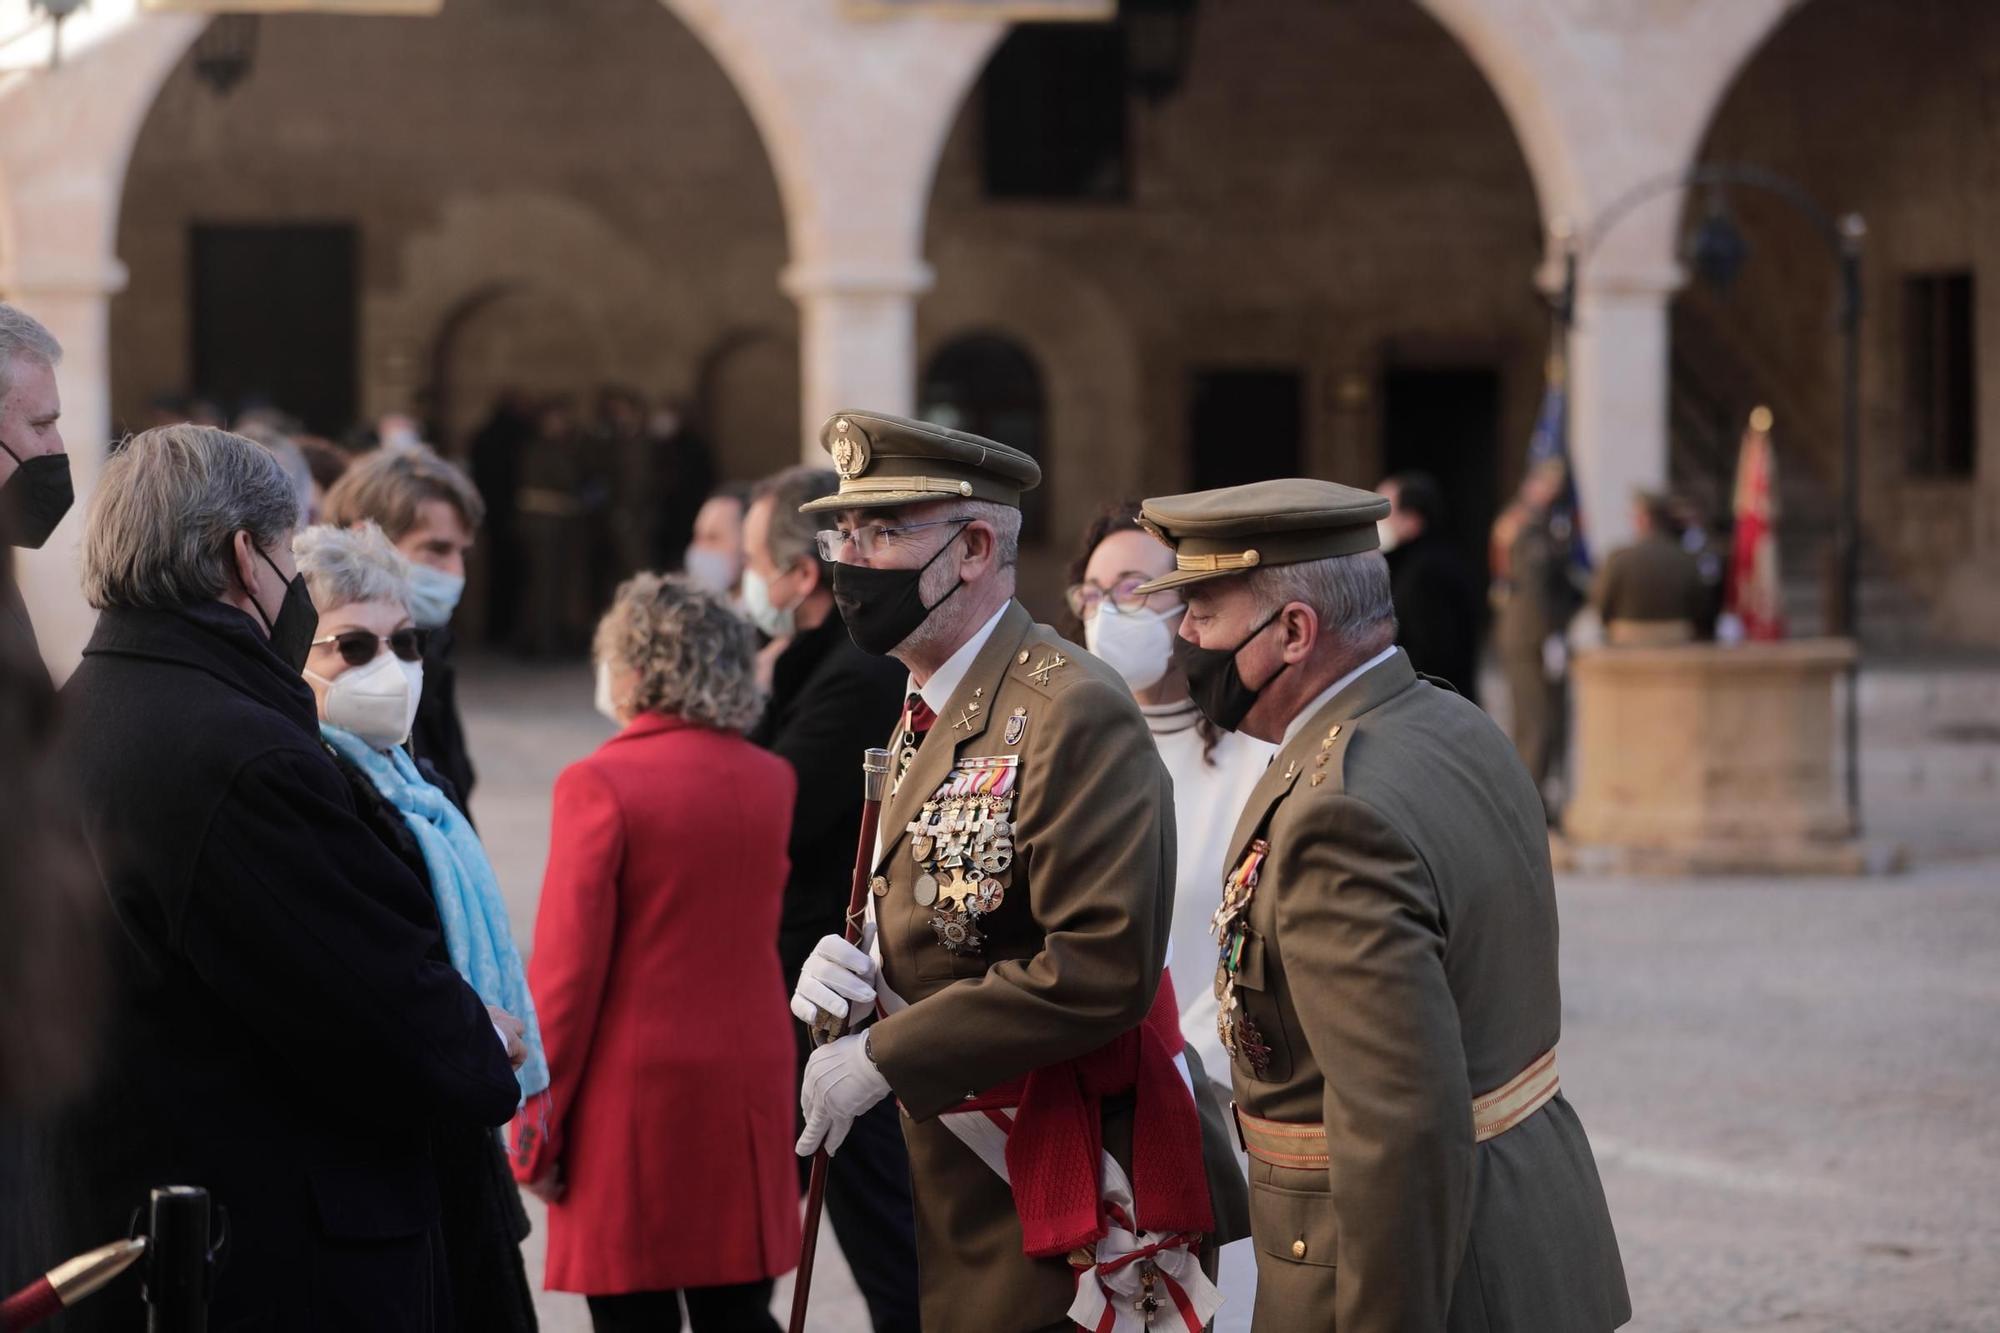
left=1491, top=460, right=1584, bottom=824
left=1591, top=490, right=1711, bottom=645
left=1138, top=477, right=1629, bottom=1333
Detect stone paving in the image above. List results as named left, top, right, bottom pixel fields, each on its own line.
left=460, top=655, right=2000, bottom=1333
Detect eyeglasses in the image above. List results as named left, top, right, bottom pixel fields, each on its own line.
left=814, top=517, right=970, bottom=562
left=1065, top=575, right=1175, bottom=621
left=310, top=627, right=429, bottom=668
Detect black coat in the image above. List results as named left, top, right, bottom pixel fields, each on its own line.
left=54, top=601, right=520, bottom=1333
left=1386, top=532, right=1485, bottom=704
left=747, top=610, right=906, bottom=989
left=410, top=627, right=476, bottom=813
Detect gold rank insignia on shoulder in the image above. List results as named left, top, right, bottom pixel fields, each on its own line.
left=1004, top=707, right=1027, bottom=746
left=1028, top=651, right=1067, bottom=686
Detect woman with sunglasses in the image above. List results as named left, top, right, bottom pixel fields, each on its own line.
left=294, top=520, right=548, bottom=1333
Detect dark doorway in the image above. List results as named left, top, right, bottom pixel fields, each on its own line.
left=921, top=333, right=1051, bottom=543
left=191, top=223, right=358, bottom=435
left=1381, top=366, right=1501, bottom=585
left=1189, top=368, right=1303, bottom=490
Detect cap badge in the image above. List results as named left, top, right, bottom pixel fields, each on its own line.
left=830, top=418, right=871, bottom=479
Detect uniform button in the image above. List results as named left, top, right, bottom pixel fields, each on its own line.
left=1018, top=651, right=1030, bottom=664
left=1291, top=1238, right=1307, bottom=1259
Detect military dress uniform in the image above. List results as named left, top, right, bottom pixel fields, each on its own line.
left=1592, top=525, right=1710, bottom=645
left=800, top=413, right=1229, bottom=1333
left=1136, top=480, right=1631, bottom=1333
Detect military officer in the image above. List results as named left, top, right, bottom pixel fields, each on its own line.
left=1591, top=490, right=1710, bottom=645
left=788, top=411, right=1229, bottom=1333
left=1135, top=478, right=1631, bottom=1333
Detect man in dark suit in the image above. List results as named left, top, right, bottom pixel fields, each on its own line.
left=56, top=425, right=523, bottom=1331
left=744, top=465, right=920, bottom=1333
left=1377, top=471, right=1484, bottom=703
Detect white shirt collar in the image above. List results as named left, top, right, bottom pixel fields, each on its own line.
left=913, top=602, right=1011, bottom=715
left=1280, top=644, right=1400, bottom=749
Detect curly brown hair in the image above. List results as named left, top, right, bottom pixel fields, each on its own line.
left=1065, top=500, right=1222, bottom=765
left=593, top=573, right=764, bottom=733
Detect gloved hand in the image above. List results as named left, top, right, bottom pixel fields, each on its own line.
left=790, top=927, right=878, bottom=1027
left=797, top=1031, right=891, bottom=1157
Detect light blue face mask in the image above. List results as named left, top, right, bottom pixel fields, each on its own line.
left=405, top=563, right=465, bottom=630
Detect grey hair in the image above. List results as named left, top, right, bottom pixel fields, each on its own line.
left=958, top=499, right=1021, bottom=568
left=593, top=572, right=764, bottom=733
left=293, top=521, right=412, bottom=616
left=1250, top=551, right=1398, bottom=652
left=82, top=425, right=300, bottom=611
left=0, top=304, right=61, bottom=397
left=751, top=465, right=839, bottom=573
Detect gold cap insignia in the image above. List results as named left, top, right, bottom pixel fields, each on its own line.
left=830, top=417, right=872, bottom=480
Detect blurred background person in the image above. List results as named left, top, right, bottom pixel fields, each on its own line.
left=593, top=386, right=655, bottom=592
left=742, top=466, right=918, bottom=1333
left=57, top=425, right=522, bottom=1331
left=517, top=398, right=587, bottom=656
left=1592, top=490, right=1711, bottom=645
left=294, top=520, right=546, bottom=1332
left=516, top=574, right=798, bottom=1333
left=1491, top=459, right=1584, bottom=825
left=647, top=397, right=714, bottom=571
left=296, top=435, right=352, bottom=523
left=323, top=444, right=487, bottom=808
left=0, top=303, right=68, bottom=669
left=1067, top=501, right=1259, bottom=1321
left=682, top=482, right=748, bottom=605
left=1376, top=471, right=1484, bottom=703
left=470, top=390, right=534, bottom=647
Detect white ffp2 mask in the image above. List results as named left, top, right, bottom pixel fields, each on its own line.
left=1084, top=602, right=1178, bottom=694
left=311, top=651, right=423, bottom=750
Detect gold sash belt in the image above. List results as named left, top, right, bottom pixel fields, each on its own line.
left=1233, top=1048, right=1560, bottom=1168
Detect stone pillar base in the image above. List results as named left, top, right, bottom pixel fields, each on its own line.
left=1564, top=639, right=1892, bottom=876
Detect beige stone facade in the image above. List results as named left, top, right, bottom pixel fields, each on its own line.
left=0, top=0, right=1993, bottom=670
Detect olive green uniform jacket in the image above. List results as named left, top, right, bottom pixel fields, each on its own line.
left=1591, top=533, right=1710, bottom=641
left=866, top=601, right=1241, bottom=1333
left=1220, top=650, right=1629, bottom=1332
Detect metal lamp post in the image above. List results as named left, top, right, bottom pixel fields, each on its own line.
left=1554, top=164, right=1867, bottom=829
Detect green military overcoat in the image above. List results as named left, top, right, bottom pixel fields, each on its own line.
left=1218, top=649, right=1630, bottom=1332
left=866, top=600, right=1240, bottom=1332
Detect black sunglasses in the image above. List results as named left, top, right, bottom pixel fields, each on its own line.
left=310, top=628, right=429, bottom=668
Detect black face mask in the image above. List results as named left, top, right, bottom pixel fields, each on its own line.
left=832, top=520, right=971, bottom=657
left=0, top=442, right=73, bottom=550
left=246, top=544, right=318, bottom=673
left=1172, top=606, right=1289, bottom=733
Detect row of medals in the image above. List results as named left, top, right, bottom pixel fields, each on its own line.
left=1211, top=837, right=1272, bottom=1077
left=906, top=759, right=1019, bottom=954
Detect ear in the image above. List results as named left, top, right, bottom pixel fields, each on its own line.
left=230, top=530, right=263, bottom=601
left=957, top=519, right=999, bottom=580
left=1277, top=602, right=1321, bottom=664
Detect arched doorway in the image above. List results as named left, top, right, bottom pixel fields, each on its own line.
left=920, top=331, right=1050, bottom=542
left=1675, top=0, right=1999, bottom=646
left=920, top=0, right=1547, bottom=607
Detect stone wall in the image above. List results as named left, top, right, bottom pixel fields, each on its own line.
left=110, top=0, right=800, bottom=480
left=1677, top=0, right=2000, bottom=645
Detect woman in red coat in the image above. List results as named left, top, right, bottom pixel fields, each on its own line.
left=515, top=573, right=800, bottom=1333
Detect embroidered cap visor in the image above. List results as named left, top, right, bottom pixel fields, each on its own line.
left=799, top=410, right=1043, bottom=515
left=1133, top=477, right=1392, bottom=593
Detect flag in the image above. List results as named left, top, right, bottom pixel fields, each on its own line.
left=1524, top=365, right=1591, bottom=576
left=1724, top=408, right=1785, bottom=640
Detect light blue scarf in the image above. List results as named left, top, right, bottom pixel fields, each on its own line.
left=323, top=724, right=550, bottom=1105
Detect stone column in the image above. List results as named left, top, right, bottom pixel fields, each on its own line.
left=781, top=259, right=934, bottom=463
left=1567, top=265, right=1681, bottom=554
left=8, top=258, right=127, bottom=679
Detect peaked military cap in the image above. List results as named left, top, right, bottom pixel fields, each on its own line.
left=1134, top=478, right=1391, bottom=593
left=797, top=410, right=1042, bottom=515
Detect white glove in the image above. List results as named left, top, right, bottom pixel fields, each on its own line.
left=790, top=928, right=878, bottom=1027
left=797, top=1032, right=891, bottom=1157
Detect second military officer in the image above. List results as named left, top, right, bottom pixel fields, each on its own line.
left=788, top=411, right=1228, bottom=1333
left=1136, top=478, right=1630, bottom=1333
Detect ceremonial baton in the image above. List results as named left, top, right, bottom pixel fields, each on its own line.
left=789, top=746, right=892, bottom=1333
left=1, top=1238, right=147, bottom=1328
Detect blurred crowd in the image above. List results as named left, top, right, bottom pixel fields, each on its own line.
left=0, top=293, right=1709, bottom=1331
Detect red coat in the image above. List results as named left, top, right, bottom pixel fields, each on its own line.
left=514, top=713, right=801, bottom=1294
